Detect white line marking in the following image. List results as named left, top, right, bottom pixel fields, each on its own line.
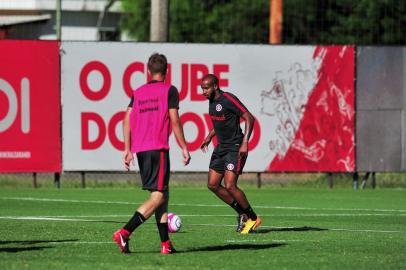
left=2, top=196, right=406, bottom=213
left=226, top=239, right=305, bottom=243
left=0, top=216, right=100, bottom=222
left=0, top=216, right=403, bottom=234
left=188, top=224, right=404, bottom=234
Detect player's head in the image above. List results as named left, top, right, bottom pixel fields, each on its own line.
left=147, top=53, right=167, bottom=77
left=201, top=74, right=219, bottom=100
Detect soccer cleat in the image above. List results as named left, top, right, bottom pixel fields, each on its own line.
left=161, top=240, right=176, bottom=254
left=112, top=228, right=130, bottom=253
left=240, top=216, right=262, bottom=234
left=236, top=214, right=248, bottom=233
left=252, top=216, right=262, bottom=231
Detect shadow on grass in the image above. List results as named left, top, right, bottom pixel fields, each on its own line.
left=179, top=243, right=286, bottom=253
left=0, top=239, right=79, bottom=245
left=0, top=246, right=53, bottom=253
left=255, top=226, right=327, bottom=234
left=0, top=239, right=79, bottom=253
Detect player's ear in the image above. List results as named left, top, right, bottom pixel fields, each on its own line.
left=214, top=84, right=218, bottom=90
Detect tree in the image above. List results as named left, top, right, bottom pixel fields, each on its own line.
left=120, top=0, right=269, bottom=43
left=120, top=0, right=405, bottom=44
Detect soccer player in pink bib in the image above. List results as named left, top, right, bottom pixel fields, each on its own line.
left=200, top=74, right=261, bottom=234
left=113, top=53, right=190, bottom=254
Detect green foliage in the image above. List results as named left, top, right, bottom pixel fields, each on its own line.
left=120, top=0, right=269, bottom=43
left=120, top=0, right=405, bottom=44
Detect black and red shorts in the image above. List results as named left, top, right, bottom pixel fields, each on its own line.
left=209, top=144, right=247, bottom=175
left=136, top=150, right=170, bottom=191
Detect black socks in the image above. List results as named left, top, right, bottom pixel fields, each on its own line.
left=123, top=211, right=146, bottom=233
left=244, top=206, right=257, bottom=221
left=157, top=222, right=170, bottom=242
left=229, top=200, right=245, bottom=215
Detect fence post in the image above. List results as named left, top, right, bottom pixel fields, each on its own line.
left=81, top=172, right=86, bottom=189
left=371, top=172, right=376, bottom=189
left=54, top=173, right=60, bottom=189
left=257, top=172, right=262, bottom=188
left=327, top=173, right=333, bottom=189
left=32, top=172, right=37, bottom=188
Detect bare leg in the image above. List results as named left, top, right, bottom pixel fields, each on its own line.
left=154, top=191, right=169, bottom=223
left=223, top=170, right=250, bottom=210
left=137, top=191, right=165, bottom=219
left=207, top=169, right=234, bottom=204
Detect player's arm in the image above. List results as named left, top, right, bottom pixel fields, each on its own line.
left=123, top=106, right=134, bottom=170
left=169, top=108, right=191, bottom=165
left=239, top=110, right=254, bottom=157
left=200, top=129, right=215, bottom=153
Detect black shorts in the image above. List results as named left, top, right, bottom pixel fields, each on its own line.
left=209, top=144, right=247, bottom=175
left=136, top=150, right=170, bottom=192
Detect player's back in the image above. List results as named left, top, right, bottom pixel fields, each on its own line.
left=130, top=81, right=171, bottom=153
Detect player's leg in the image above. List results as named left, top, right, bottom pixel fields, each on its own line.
left=207, top=148, right=240, bottom=204
left=207, top=169, right=233, bottom=203
left=208, top=148, right=248, bottom=230
left=361, top=172, right=370, bottom=190
left=113, top=150, right=168, bottom=253
left=154, top=191, right=176, bottom=254
left=353, top=172, right=359, bottom=190
left=113, top=190, right=165, bottom=253
left=223, top=152, right=261, bottom=234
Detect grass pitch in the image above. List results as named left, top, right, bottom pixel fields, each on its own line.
left=0, top=186, right=405, bottom=269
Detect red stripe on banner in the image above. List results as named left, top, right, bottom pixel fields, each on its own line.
left=268, top=46, right=355, bottom=172
left=223, top=93, right=247, bottom=113
left=157, top=151, right=165, bottom=191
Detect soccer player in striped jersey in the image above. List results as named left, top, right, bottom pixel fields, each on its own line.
left=200, top=74, right=261, bottom=234
left=113, top=53, right=191, bottom=254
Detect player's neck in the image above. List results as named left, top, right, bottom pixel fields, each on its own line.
left=213, top=90, right=221, bottom=100
left=150, top=73, right=165, bottom=82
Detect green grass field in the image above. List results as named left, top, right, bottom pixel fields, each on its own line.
left=0, top=186, right=405, bottom=269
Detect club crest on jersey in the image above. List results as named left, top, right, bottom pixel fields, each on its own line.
left=226, top=163, right=235, bottom=170
left=216, top=104, right=222, bottom=112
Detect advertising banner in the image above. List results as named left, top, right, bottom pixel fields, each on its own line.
left=61, top=42, right=354, bottom=172
left=0, top=40, right=61, bottom=172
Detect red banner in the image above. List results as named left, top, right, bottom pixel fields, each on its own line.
left=0, top=41, right=61, bottom=172
left=268, top=46, right=355, bottom=172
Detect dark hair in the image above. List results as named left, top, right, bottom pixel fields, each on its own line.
left=202, top=74, right=219, bottom=87
left=147, top=53, right=167, bottom=75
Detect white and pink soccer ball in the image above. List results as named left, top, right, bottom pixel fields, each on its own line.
left=167, top=213, right=182, bottom=233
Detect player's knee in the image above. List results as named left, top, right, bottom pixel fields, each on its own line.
left=150, top=192, right=164, bottom=204
left=207, top=183, right=219, bottom=192
left=224, top=183, right=237, bottom=192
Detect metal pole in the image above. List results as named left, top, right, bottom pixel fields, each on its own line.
left=56, top=0, right=62, bottom=40
left=150, top=0, right=169, bottom=42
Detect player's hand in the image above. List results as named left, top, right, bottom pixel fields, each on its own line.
left=123, top=150, right=134, bottom=171
left=239, top=141, right=248, bottom=157
left=200, top=138, right=211, bottom=153
left=182, top=148, right=191, bottom=166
